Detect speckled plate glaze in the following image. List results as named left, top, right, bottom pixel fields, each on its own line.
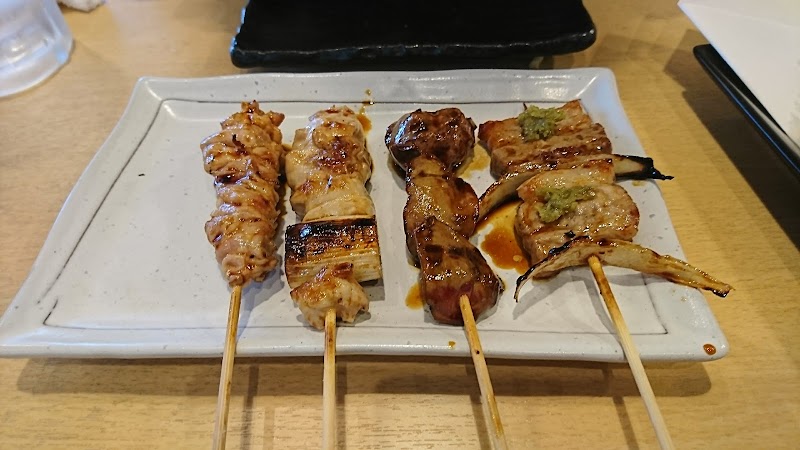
left=0, top=69, right=728, bottom=361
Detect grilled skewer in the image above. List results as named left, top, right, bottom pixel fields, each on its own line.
left=200, top=101, right=286, bottom=450
left=284, top=106, right=383, bottom=449
left=478, top=101, right=730, bottom=449
left=386, top=107, right=508, bottom=449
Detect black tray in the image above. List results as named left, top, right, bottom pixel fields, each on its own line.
left=694, top=44, right=800, bottom=177
left=230, top=0, right=597, bottom=70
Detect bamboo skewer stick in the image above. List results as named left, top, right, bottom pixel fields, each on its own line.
left=322, top=308, right=337, bottom=450
left=459, top=295, right=509, bottom=450
left=212, top=284, right=243, bottom=450
left=587, top=255, right=675, bottom=450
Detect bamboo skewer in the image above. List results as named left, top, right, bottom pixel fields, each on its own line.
left=212, top=284, right=243, bottom=450
left=322, top=308, right=338, bottom=450
left=459, top=295, right=509, bottom=450
left=587, top=255, right=675, bottom=450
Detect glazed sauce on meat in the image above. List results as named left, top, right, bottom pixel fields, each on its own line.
left=478, top=201, right=530, bottom=274
left=458, top=144, right=491, bottom=176
left=405, top=282, right=424, bottom=309
left=357, top=106, right=372, bottom=133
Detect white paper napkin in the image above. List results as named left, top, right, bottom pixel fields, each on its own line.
left=679, top=0, right=800, bottom=147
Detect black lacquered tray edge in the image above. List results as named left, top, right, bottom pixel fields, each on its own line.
left=229, top=1, right=597, bottom=70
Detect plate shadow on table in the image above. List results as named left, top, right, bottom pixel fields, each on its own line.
left=664, top=30, right=800, bottom=251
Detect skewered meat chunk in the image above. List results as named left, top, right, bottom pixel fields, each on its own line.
left=285, top=106, right=372, bottom=209
left=201, top=101, right=285, bottom=286
left=478, top=100, right=612, bottom=177
left=477, top=154, right=671, bottom=222
left=514, top=159, right=639, bottom=264
left=385, top=108, right=477, bottom=172
left=413, top=217, right=503, bottom=325
left=292, top=173, right=376, bottom=221
left=403, top=156, right=479, bottom=257
left=290, top=263, right=369, bottom=329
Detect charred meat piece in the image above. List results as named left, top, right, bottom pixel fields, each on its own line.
left=515, top=159, right=639, bottom=264
left=413, top=217, right=503, bottom=325
left=403, top=157, right=479, bottom=257
left=201, top=101, right=285, bottom=286
left=478, top=100, right=612, bottom=177
left=385, top=108, right=477, bottom=172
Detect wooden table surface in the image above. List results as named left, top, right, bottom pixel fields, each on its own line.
left=1, top=1, right=798, bottom=448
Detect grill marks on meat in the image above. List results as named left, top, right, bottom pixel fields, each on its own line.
left=386, top=107, right=502, bottom=325
left=414, top=217, right=502, bottom=325
left=478, top=100, right=613, bottom=178
left=286, top=106, right=374, bottom=220
left=403, top=157, right=479, bottom=257
left=515, top=159, right=639, bottom=264
left=284, top=106, right=381, bottom=329
left=201, top=101, right=285, bottom=287
left=385, top=108, right=477, bottom=172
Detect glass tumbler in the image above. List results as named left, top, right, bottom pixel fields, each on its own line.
left=0, top=0, right=73, bottom=98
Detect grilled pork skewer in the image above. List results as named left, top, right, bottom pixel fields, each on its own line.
left=515, top=158, right=640, bottom=265
left=478, top=153, right=670, bottom=221
left=478, top=99, right=671, bottom=181
left=386, top=107, right=508, bottom=449
left=509, top=158, right=730, bottom=298
left=481, top=104, right=681, bottom=449
left=200, top=101, right=286, bottom=450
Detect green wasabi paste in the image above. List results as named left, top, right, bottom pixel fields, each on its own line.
left=535, top=186, right=595, bottom=223
left=517, top=105, right=565, bottom=141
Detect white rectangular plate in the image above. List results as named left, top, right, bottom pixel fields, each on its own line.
left=0, top=69, right=728, bottom=361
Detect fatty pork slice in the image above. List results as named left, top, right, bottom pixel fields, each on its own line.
left=515, top=159, right=639, bottom=264
left=478, top=100, right=612, bottom=177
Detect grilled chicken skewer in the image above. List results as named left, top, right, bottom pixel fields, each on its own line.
left=200, top=101, right=286, bottom=450
left=284, top=106, right=383, bottom=450
left=284, top=106, right=381, bottom=328
left=386, top=108, right=507, bottom=449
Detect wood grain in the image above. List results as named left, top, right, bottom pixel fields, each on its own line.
left=0, top=0, right=798, bottom=448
